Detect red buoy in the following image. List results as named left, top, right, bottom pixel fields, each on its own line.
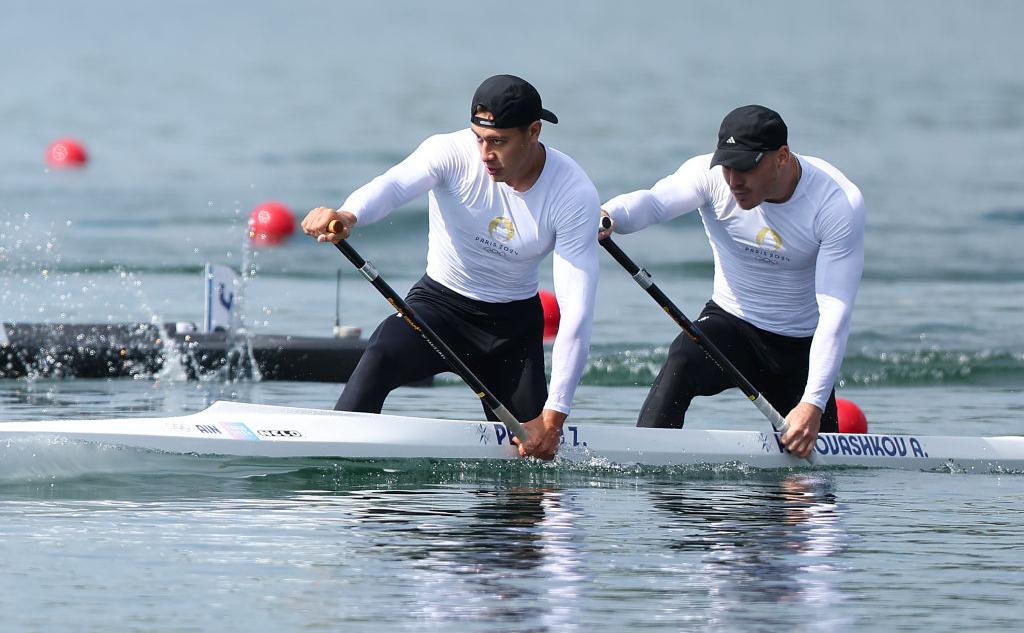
left=836, top=397, right=868, bottom=434
left=248, top=201, right=295, bottom=246
left=539, top=289, right=560, bottom=341
left=46, top=138, right=88, bottom=168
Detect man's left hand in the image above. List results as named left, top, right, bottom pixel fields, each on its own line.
left=512, top=409, right=567, bottom=460
left=780, top=402, right=822, bottom=459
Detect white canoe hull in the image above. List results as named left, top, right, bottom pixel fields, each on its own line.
left=1, top=401, right=1022, bottom=472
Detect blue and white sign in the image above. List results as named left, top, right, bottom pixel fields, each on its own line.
left=203, top=263, right=239, bottom=333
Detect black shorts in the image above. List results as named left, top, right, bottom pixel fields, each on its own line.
left=637, top=300, right=839, bottom=432
left=335, top=275, right=548, bottom=422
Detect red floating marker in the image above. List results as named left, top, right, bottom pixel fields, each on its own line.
left=539, top=289, right=560, bottom=341
left=836, top=397, right=868, bottom=434
left=248, top=201, right=295, bottom=246
left=46, top=138, right=88, bottom=168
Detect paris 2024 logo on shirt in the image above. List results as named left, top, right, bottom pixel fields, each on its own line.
left=488, top=216, right=515, bottom=242
left=743, top=226, right=791, bottom=265
left=755, top=226, right=783, bottom=250
left=474, top=216, right=520, bottom=257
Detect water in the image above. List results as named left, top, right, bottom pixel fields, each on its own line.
left=2, top=1, right=1024, bottom=631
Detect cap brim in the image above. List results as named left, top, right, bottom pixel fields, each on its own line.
left=540, top=108, right=558, bottom=124
left=710, top=148, right=761, bottom=171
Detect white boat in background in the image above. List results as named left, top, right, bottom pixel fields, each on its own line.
left=0, top=401, right=1022, bottom=473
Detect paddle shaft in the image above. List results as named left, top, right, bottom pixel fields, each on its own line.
left=326, top=221, right=528, bottom=443
left=598, top=220, right=815, bottom=463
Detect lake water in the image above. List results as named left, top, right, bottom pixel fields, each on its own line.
left=1, top=1, right=1023, bottom=631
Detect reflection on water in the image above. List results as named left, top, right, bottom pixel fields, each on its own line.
left=649, top=475, right=848, bottom=631
left=11, top=454, right=1019, bottom=632
left=297, top=486, right=584, bottom=631
left=4, top=464, right=853, bottom=631
left=301, top=474, right=851, bottom=631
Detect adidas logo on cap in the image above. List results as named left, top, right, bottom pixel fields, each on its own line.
left=725, top=136, right=736, bottom=144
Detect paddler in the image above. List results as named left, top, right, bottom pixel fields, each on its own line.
left=599, top=105, right=865, bottom=458
left=302, top=74, right=600, bottom=461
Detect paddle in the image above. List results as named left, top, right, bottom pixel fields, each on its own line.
left=324, top=220, right=529, bottom=444
left=598, top=217, right=816, bottom=464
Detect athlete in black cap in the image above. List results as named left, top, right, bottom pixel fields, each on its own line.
left=600, top=105, right=865, bottom=458
left=302, top=75, right=600, bottom=460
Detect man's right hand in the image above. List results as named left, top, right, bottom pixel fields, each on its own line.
left=301, top=207, right=357, bottom=243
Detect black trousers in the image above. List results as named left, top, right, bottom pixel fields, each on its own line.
left=637, top=300, right=839, bottom=432
left=336, top=275, right=548, bottom=422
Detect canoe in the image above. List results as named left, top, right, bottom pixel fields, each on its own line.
left=1, top=401, right=1021, bottom=472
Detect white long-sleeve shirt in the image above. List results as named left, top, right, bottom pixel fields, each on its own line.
left=603, top=153, right=865, bottom=410
left=342, top=128, right=600, bottom=414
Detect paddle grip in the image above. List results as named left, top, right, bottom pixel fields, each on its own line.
left=327, top=219, right=344, bottom=235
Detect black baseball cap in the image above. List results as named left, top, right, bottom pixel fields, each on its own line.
left=710, top=105, right=788, bottom=171
left=470, top=74, right=558, bottom=129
